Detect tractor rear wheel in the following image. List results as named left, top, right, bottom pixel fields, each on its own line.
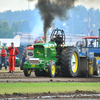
left=35, top=69, right=48, bottom=76
left=48, top=61, right=56, bottom=78
left=60, top=47, right=79, bottom=77
left=24, top=69, right=31, bottom=77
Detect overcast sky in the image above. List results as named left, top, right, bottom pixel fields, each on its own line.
left=0, top=0, right=100, bottom=12
left=74, top=0, right=100, bottom=11
left=0, top=0, right=38, bottom=12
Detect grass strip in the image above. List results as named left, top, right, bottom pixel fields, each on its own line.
left=0, top=82, right=100, bottom=94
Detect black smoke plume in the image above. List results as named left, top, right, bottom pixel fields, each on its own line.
left=36, top=0, right=76, bottom=34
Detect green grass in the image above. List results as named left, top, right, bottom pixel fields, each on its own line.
left=0, top=82, right=100, bottom=94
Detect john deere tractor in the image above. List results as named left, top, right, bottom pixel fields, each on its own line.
left=23, top=28, right=80, bottom=77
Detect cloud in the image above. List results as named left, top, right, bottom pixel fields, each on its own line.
left=62, top=22, right=69, bottom=32
left=63, top=23, right=66, bottom=26
left=83, top=18, right=87, bottom=22
left=0, top=0, right=38, bottom=12
left=75, top=0, right=100, bottom=11
left=93, top=24, right=95, bottom=27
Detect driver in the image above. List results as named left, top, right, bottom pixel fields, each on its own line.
left=88, top=40, right=94, bottom=47
left=50, top=32, right=59, bottom=42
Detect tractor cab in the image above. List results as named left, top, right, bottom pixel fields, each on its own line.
left=82, top=36, right=99, bottom=47
left=50, top=28, right=65, bottom=56
left=78, top=36, right=100, bottom=68
left=78, top=36, right=100, bottom=57
left=76, top=36, right=99, bottom=48
left=50, top=28, right=65, bottom=45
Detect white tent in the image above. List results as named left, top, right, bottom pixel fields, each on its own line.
left=0, top=35, right=21, bottom=47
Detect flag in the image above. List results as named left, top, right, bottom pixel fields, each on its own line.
left=88, top=14, right=91, bottom=36
left=87, top=15, right=95, bottom=43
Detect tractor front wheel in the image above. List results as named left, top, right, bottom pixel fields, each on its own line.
left=24, top=69, right=31, bottom=77
left=20, top=60, right=23, bottom=70
left=48, top=61, right=56, bottom=78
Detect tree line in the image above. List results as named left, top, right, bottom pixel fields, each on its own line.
left=0, top=20, right=30, bottom=38
left=0, top=6, right=100, bottom=38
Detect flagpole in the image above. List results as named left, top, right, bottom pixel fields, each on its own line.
left=88, top=13, right=89, bottom=36
left=87, top=13, right=91, bottom=36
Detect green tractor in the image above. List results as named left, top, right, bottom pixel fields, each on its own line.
left=24, top=28, right=80, bottom=77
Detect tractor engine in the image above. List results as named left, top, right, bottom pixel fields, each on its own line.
left=34, top=43, right=57, bottom=59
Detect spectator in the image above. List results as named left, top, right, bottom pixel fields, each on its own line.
left=0, top=46, right=7, bottom=70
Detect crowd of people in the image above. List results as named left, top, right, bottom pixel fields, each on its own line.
left=0, top=42, right=19, bottom=73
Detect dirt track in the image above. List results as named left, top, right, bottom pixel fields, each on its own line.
left=0, top=67, right=100, bottom=99
left=0, top=67, right=100, bottom=83
left=0, top=90, right=100, bottom=100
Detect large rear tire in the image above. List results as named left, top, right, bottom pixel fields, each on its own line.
left=48, top=61, right=56, bottom=78
left=24, top=69, right=31, bottom=77
left=60, top=47, right=79, bottom=77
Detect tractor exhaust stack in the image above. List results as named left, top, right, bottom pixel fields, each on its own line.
left=44, top=32, right=46, bottom=43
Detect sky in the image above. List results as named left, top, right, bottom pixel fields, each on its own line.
left=0, top=0, right=100, bottom=12
left=0, top=0, right=100, bottom=37
left=0, top=0, right=38, bottom=12
left=75, top=0, right=100, bottom=11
